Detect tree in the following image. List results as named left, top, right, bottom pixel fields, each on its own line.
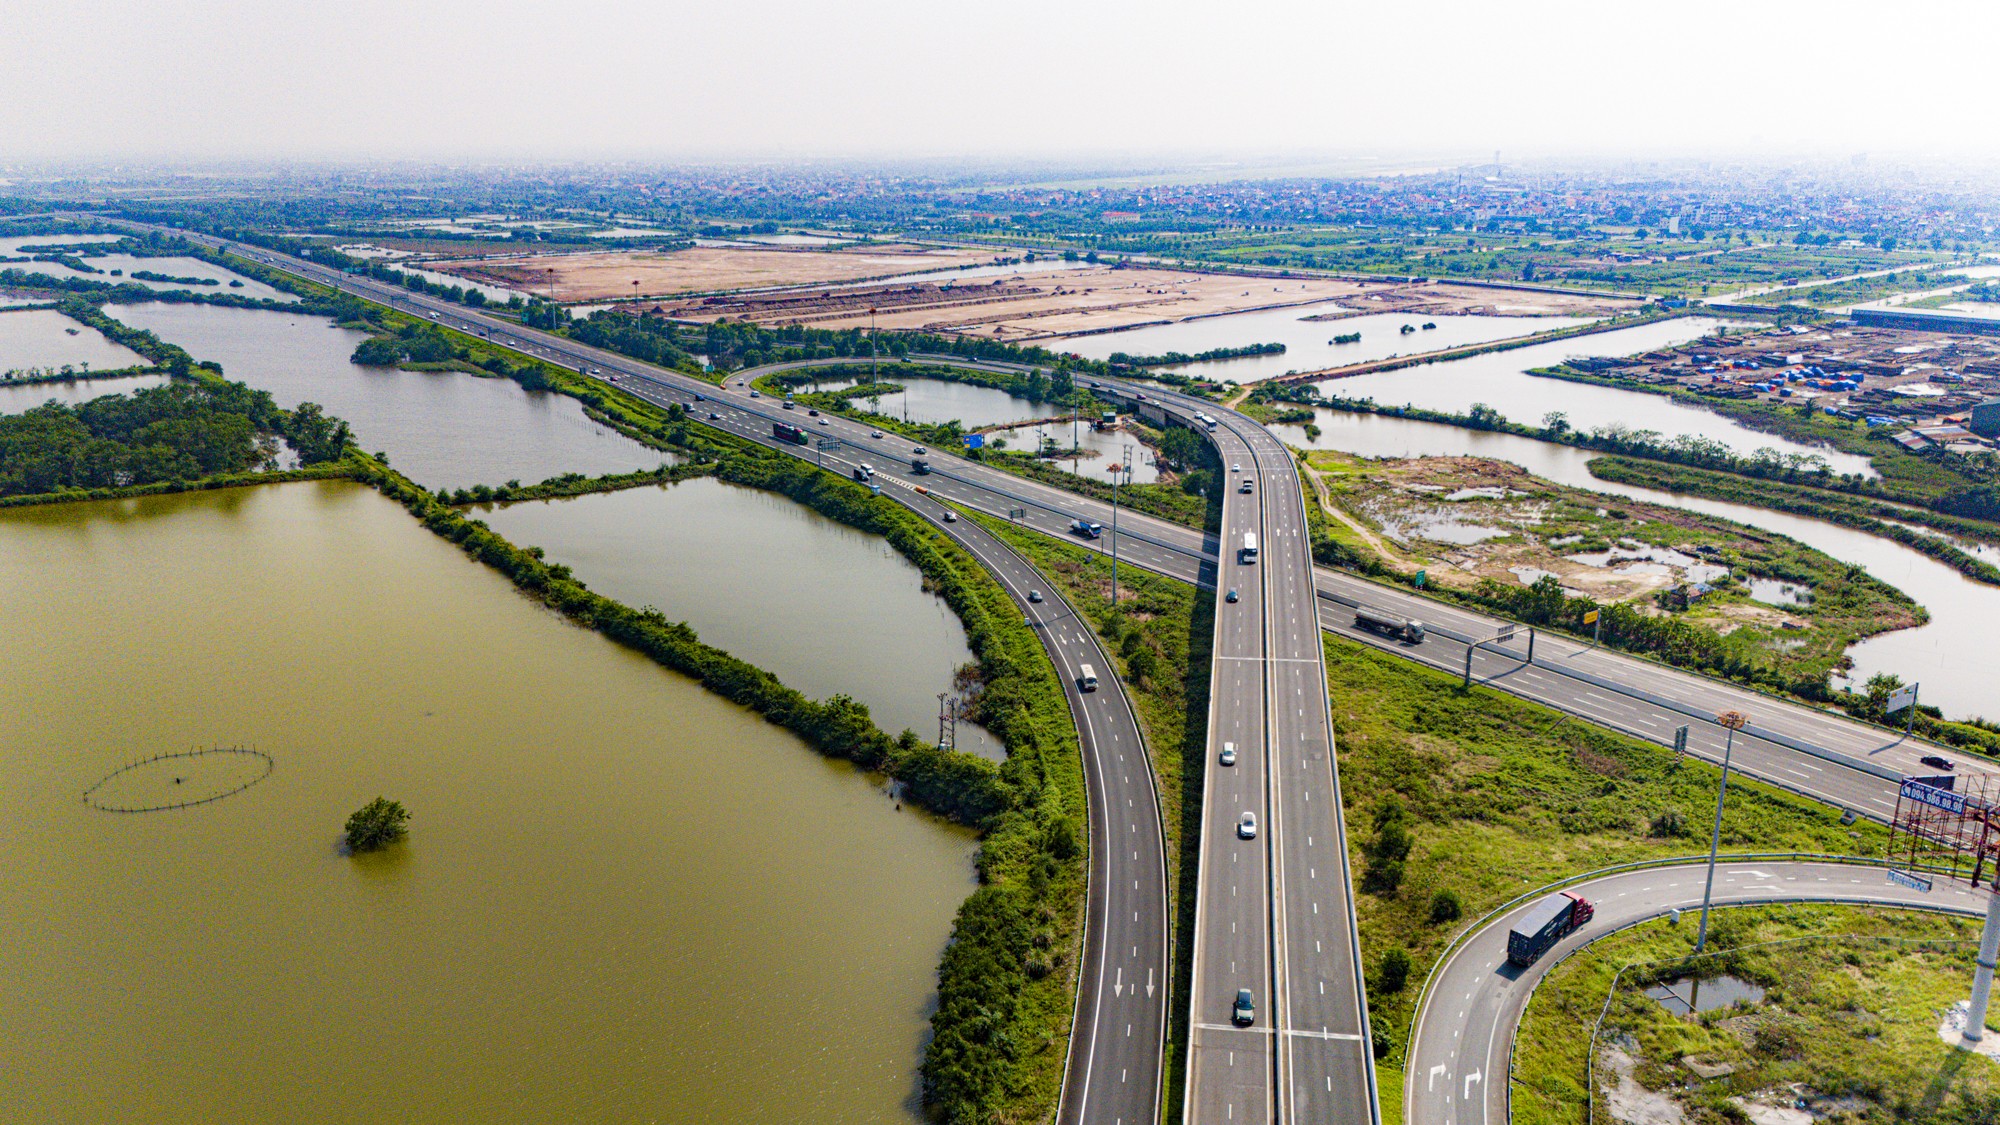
left=344, top=797, right=409, bottom=852
left=1540, top=411, right=1570, bottom=437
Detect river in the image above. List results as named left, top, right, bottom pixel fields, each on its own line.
left=1312, top=317, right=1876, bottom=476
left=105, top=303, right=669, bottom=491
left=1274, top=409, right=2000, bottom=722
left=1059, top=302, right=1594, bottom=384
left=0, top=481, right=974, bottom=1124
left=477, top=478, right=1003, bottom=757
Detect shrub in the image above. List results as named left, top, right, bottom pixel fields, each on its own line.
left=1379, top=947, right=1412, bottom=993
left=1428, top=889, right=1463, bottom=925
left=344, top=797, right=409, bottom=852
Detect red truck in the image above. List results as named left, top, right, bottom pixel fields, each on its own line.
left=1506, top=891, right=1595, bottom=967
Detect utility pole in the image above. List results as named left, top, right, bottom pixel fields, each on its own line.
left=1695, top=710, right=1751, bottom=954
left=1111, top=443, right=1132, bottom=605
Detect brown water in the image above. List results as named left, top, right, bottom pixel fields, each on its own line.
left=0, top=481, right=974, bottom=1124
left=477, top=478, right=1001, bottom=757
left=105, top=303, right=669, bottom=491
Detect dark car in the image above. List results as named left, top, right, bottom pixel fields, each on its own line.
left=1232, top=989, right=1255, bottom=1027
left=1225, top=589, right=1239, bottom=603
left=1921, top=755, right=1955, bottom=771
left=808, top=408, right=820, bottom=416
left=694, top=394, right=705, bottom=402
left=706, top=412, right=721, bottom=421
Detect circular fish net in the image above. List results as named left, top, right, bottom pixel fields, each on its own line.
left=83, top=746, right=274, bottom=813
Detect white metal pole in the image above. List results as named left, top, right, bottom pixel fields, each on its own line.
left=1965, top=890, right=2000, bottom=1044
left=1695, top=716, right=1746, bottom=954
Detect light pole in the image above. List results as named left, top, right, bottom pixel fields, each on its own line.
left=1695, top=709, right=1751, bottom=954
left=1108, top=453, right=1126, bottom=605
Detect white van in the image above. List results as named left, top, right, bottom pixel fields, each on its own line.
left=1078, top=664, right=1099, bottom=693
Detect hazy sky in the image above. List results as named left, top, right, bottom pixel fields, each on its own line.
left=5, top=0, right=1995, bottom=164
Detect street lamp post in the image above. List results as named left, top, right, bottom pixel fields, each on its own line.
left=1695, top=709, right=1752, bottom=954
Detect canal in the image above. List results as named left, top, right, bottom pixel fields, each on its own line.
left=0, top=481, right=974, bottom=1123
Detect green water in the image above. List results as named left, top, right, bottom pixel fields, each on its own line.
left=0, top=481, right=974, bottom=1123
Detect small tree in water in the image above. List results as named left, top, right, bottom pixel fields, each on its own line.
left=345, top=797, right=410, bottom=853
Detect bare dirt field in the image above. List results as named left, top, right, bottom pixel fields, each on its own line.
left=427, top=243, right=1010, bottom=301
left=646, top=265, right=1641, bottom=341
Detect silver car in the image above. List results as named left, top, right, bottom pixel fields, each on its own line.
left=1237, top=812, right=1257, bottom=839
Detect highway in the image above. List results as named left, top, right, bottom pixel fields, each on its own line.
left=1403, top=859, right=1987, bottom=1125
left=1179, top=401, right=1377, bottom=1123
left=119, top=229, right=1175, bottom=1125
left=141, top=229, right=1992, bottom=1125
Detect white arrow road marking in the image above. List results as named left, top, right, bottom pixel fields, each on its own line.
left=1465, top=1069, right=1483, bottom=1100
left=1429, top=1065, right=1447, bottom=1092
left=1114, top=967, right=1123, bottom=997
left=1147, top=968, right=1156, bottom=998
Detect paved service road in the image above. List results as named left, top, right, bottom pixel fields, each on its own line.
left=1405, top=861, right=1986, bottom=1125
left=125, top=230, right=1173, bottom=1125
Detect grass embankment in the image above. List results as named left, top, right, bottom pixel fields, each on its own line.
left=1304, top=449, right=1926, bottom=691
left=972, top=507, right=1218, bottom=1120
left=1324, top=635, right=1886, bottom=1093
left=1526, top=363, right=2000, bottom=517
left=1516, top=905, right=1999, bottom=1125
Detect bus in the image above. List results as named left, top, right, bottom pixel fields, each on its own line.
left=1239, top=532, right=1258, bottom=564
left=773, top=421, right=808, bottom=446
left=1078, top=664, right=1099, bottom=693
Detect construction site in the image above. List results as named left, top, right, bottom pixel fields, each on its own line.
left=426, top=241, right=1012, bottom=302
left=637, top=264, right=1639, bottom=341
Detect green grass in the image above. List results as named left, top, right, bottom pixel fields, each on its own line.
left=1516, top=905, right=1999, bottom=1125
left=1324, top=633, right=1887, bottom=1079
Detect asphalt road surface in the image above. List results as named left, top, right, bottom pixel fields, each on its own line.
left=1403, top=860, right=1986, bottom=1125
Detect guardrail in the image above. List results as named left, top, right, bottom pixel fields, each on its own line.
left=1313, top=585, right=1905, bottom=791
left=1402, top=850, right=1956, bottom=1080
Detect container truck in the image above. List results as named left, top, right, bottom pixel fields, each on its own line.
left=1354, top=606, right=1425, bottom=644
left=1506, top=891, right=1595, bottom=966
left=1070, top=519, right=1104, bottom=539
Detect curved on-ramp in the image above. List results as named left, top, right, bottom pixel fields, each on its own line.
left=1404, top=858, right=1988, bottom=1125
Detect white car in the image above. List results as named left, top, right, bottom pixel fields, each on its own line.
left=871, top=430, right=884, bottom=439
left=1237, top=812, right=1257, bottom=839
left=1219, top=743, right=1237, bottom=767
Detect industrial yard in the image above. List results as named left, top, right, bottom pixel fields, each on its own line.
left=1555, top=322, right=2000, bottom=453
